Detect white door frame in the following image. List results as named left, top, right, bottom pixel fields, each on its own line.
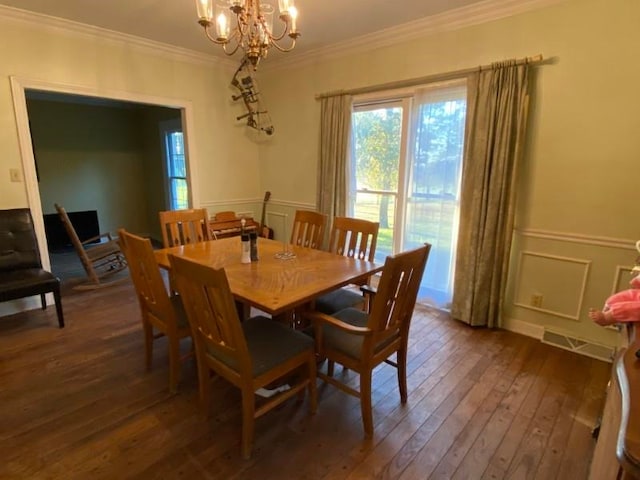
left=9, top=76, right=200, bottom=269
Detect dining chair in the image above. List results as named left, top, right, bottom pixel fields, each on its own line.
left=118, top=229, right=191, bottom=393
left=158, top=208, right=212, bottom=248
left=169, top=253, right=318, bottom=459
left=306, top=243, right=431, bottom=436
left=315, top=216, right=379, bottom=315
left=55, top=203, right=128, bottom=289
left=290, top=210, right=327, bottom=250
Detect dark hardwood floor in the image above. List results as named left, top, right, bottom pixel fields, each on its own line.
left=0, top=272, right=610, bottom=479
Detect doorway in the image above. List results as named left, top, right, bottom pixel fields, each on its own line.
left=10, top=76, right=199, bottom=276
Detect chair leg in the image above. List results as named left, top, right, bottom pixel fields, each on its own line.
left=143, top=321, right=153, bottom=372
left=197, top=352, right=212, bottom=414
left=52, top=287, right=65, bottom=328
left=307, top=354, right=318, bottom=414
left=360, top=370, right=374, bottom=437
left=40, top=293, right=46, bottom=310
left=397, top=348, right=408, bottom=403
left=241, top=387, right=256, bottom=460
left=168, top=335, right=180, bottom=394
left=327, top=360, right=335, bottom=377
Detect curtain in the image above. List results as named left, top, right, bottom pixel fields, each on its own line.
left=451, top=61, right=530, bottom=327
left=317, top=94, right=352, bottom=220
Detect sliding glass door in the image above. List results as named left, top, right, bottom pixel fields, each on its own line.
left=349, top=81, right=467, bottom=309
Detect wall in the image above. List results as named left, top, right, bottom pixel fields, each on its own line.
left=258, top=0, right=640, bottom=350
left=28, top=98, right=148, bottom=236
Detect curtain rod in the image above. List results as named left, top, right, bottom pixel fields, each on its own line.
left=315, top=54, right=544, bottom=100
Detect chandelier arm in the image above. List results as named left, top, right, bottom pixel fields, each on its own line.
left=269, top=37, right=298, bottom=53
left=202, top=24, right=229, bottom=46
left=264, top=18, right=290, bottom=42
left=222, top=40, right=243, bottom=57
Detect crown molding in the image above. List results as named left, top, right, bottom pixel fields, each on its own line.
left=0, top=0, right=565, bottom=72
left=263, top=0, right=566, bottom=71
left=0, top=4, right=236, bottom=70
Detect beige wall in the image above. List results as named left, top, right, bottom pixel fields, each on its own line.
left=257, top=0, right=640, bottom=349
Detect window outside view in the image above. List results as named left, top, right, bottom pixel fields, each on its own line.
left=350, top=83, right=467, bottom=309
left=166, top=131, right=188, bottom=210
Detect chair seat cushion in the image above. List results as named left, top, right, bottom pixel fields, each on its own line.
left=206, top=316, right=314, bottom=377
left=322, top=307, right=397, bottom=360
left=322, top=308, right=369, bottom=359
left=243, top=316, right=314, bottom=377
left=0, top=268, right=59, bottom=301
left=315, top=288, right=364, bottom=315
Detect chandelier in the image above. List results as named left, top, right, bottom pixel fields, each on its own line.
left=195, top=0, right=300, bottom=68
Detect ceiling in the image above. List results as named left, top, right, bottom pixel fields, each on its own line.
left=0, top=0, right=522, bottom=64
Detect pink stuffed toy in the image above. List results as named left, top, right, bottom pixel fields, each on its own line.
left=589, top=242, right=640, bottom=326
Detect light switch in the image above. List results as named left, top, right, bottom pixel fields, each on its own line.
left=9, top=168, right=23, bottom=182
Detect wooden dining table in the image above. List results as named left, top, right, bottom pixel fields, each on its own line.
left=154, top=236, right=382, bottom=317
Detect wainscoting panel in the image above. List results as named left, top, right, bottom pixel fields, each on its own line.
left=513, top=250, right=591, bottom=321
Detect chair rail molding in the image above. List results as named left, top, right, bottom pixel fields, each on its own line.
left=517, top=228, right=637, bottom=250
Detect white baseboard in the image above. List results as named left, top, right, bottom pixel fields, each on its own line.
left=501, top=316, right=545, bottom=339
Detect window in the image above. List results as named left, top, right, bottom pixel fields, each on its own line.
left=349, top=80, right=467, bottom=309
left=163, top=127, right=189, bottom=210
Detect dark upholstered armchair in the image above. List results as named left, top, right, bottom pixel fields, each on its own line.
left=0, top=208, right=64, bottom=328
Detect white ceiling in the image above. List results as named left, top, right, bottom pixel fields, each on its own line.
left=0, top=0, right=549, bottom=65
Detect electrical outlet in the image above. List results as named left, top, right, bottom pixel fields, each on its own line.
left=9, top=168, right=23, bottom=183
left=530, top=294, right=543, bottom=308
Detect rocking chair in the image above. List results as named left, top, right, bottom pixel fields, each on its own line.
left=54, top=203, right=127, bottom=290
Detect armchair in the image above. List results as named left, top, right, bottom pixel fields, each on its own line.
left=0, top=208, right=64, bottom=328
left=306, top=243, right=430, bottom=436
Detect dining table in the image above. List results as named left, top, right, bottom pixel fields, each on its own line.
left=154, top=236, right=383, bottom=317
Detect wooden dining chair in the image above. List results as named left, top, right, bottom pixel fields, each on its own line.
left=169, top=253, right=317, bottom=459
left=306, top=243, right=431, bottom=437
left=55, top=203, right=128, bottom=289
left=118, top=229, right=191, bottom=393
left=158, top=208, right=212, bottom=248
left=290, top=210, right=327, bottom=250
left=315, top=216, right=379, bottom=315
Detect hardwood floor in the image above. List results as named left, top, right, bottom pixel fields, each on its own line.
left=0, top=279, right=610, bottom=479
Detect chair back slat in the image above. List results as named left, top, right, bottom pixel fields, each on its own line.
left=159, top=209, right=212, bottom=248
left=327, top=217, right=379, bottom=262
left=169, top=254, right=251, bottom=375
left=290, top=210, right=327, bottom=250
left=367, top=244, right=431, bottom=347
left=119, top=229, right=175, bottom=331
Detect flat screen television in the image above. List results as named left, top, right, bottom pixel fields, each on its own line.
left=43, top=210, right=100, bottom=251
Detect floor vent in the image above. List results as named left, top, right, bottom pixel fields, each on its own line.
left=542, top=328, right=614, bottom=362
